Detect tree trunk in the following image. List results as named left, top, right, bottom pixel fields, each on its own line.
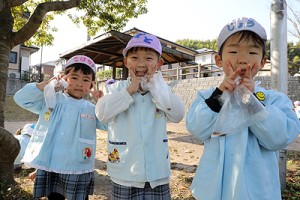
left=0, top=126, right=20, bottom=197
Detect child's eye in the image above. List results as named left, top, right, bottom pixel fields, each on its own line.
left=229, top=51, right=237, bottom=54
left=249, top=52, right=258, bottom=55
left=147, top=57, right=154, bottom=60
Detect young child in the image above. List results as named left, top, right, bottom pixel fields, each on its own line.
left=186, top=17, right=300, bottom=200
left=96, top=32, right=185, bottom=199
left=14, top=55, right=107, bottom=200
left=14, top=123, right=35, bottom=169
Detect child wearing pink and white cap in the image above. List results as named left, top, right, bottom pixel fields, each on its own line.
left=186, top=17, right=300, bottom=200
left=14, top=55, right=107, bottom=200
left=96, top=32, right=185, bottom=199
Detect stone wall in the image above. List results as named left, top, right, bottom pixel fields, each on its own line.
left=6, top=79, right=28, bottom=96
left=6, top=76, right=300, bottom=114
left=169, top=76, right=300, bottom=120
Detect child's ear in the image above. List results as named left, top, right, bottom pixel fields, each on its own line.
left=123, top=57, right=129, bottom=69
left=156, top=57, right=164, bottom=70
left=260, top=57, right=267, bottom=69
left=215, top=54, right=222, bottom=67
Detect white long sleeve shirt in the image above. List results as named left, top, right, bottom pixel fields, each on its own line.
left=96, top=77, right=184, bottom=188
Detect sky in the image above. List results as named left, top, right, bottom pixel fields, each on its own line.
left=30, top=0, right=299, bottom=66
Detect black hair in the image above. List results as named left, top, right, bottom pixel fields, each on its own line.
left=64, top=63, right=95, bottom=81
left=126, top=47, right=161, bottom=58
left=218, top=31, right=266, bottom=59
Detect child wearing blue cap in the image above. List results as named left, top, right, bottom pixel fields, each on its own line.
left=96, top=32, right=185, bottom=199
left=186, top=17, right=300, bottom=200
left=14, top=55, right=107, bottom=200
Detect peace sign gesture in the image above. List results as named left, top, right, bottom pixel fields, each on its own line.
left=90, top=82, right=104, bottom=102
left=219, top=61, right=241, bottom=92
left=239, top=64, right=255, bottom=93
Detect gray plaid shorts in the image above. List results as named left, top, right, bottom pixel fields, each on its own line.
left=111, top=181, right=171, bottom=200
left=33, top=169, right=94, bottom=200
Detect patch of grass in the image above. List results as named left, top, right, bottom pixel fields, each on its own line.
left=4, top=96, right=38, bottom=122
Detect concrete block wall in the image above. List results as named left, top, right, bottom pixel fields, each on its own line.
left=6, top=79, right=28, bottom=96
left=169, top=76, right=300, bottom=120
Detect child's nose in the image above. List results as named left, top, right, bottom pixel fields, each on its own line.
left=238, top=58, right=248, bottom=65
left=77, top=81, right=83, bottom=87
left=138, top=60, right=146, bottom=67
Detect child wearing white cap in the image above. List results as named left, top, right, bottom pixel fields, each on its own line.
left=14, top=55, right=107, bottom=200
left=186, top=17, right=300, bottom=200
left=96, top=32, right=185, bottom=199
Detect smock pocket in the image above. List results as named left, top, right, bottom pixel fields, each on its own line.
left=78, top=137, right=96, bottom=162
left=107, top=140, right=127, bottom=164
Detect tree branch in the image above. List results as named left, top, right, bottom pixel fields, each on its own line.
left=0, top=0, right=29, bottom=12
left=6, top=0, right=29, bottom=8
left=11, top=0, right=82, bottom=47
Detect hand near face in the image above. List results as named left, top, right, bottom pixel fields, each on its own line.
left=219, top=61, right=241, bottom=92
left=127, top=69, right=142, bottom=95
left=145, top=64, right=158, bottom=82
left=90, top=82, right=104, bottom=102
left=239, top=64, right=255, bottom=93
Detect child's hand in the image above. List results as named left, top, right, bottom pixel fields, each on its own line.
left=127, top=69, right=142, bottom=95
left=145, top=65, right=158, bottom=82
left=90, top=82, right=104, bottom=102
left=219, top=61, right=241, bottom=92
left=240, top=64, right=255, bottom=93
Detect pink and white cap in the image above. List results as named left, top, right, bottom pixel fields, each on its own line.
left=122, top=32, right=162, bottom=56
left=64, top=55, right=96, bottom=73
left=218, top=17, right=267, bottom=51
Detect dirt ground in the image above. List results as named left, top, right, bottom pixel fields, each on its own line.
left=88, top=122, right=202, bottom=200
left=6, top=121, right=300, bottom=200
left=89, top=122, right=300, bottom=200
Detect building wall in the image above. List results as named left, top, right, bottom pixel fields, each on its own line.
left=169, top=76, right=300, bottom=120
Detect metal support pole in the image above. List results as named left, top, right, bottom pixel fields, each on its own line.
left=270, top=0, right=288, bottom=189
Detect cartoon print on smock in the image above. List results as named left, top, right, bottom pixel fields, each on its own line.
left=43, top=110, right=51, bottom=121
left=108, top=148, right=120, bottom=163
left=83, top=147, right=92, bottom=159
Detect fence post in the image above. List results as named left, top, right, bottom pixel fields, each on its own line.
left=198, top=64, right=201, bottom=78
left=278, top=148, right=287, bottom=189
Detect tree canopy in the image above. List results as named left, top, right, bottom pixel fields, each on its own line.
left=10, top=0, right=148, bottom=47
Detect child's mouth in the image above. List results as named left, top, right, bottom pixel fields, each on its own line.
left=136, top=71, right=147, bottom=77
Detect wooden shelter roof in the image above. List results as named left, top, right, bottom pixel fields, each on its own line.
left=59, top=28, right=196, bottom=69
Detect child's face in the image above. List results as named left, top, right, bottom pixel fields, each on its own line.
left=215, top=33, right=266, bottom=79
left=65, top=68, right=93, bottom=99
left=124, top=48, right=163, bottom=78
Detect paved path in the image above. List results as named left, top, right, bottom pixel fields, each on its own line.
left=4, top=121, right=35, bottom=134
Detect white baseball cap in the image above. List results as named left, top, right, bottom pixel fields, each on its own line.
left=218, top=17, right=267, bottom=51
left=64, top=55, right=96, bottom=73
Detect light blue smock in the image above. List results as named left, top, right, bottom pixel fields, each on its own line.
left=96, top=78, right=185, bottom=187
left=13, top=83, right=107, bottom=174
left=186, top=86, right=300, bottom=200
